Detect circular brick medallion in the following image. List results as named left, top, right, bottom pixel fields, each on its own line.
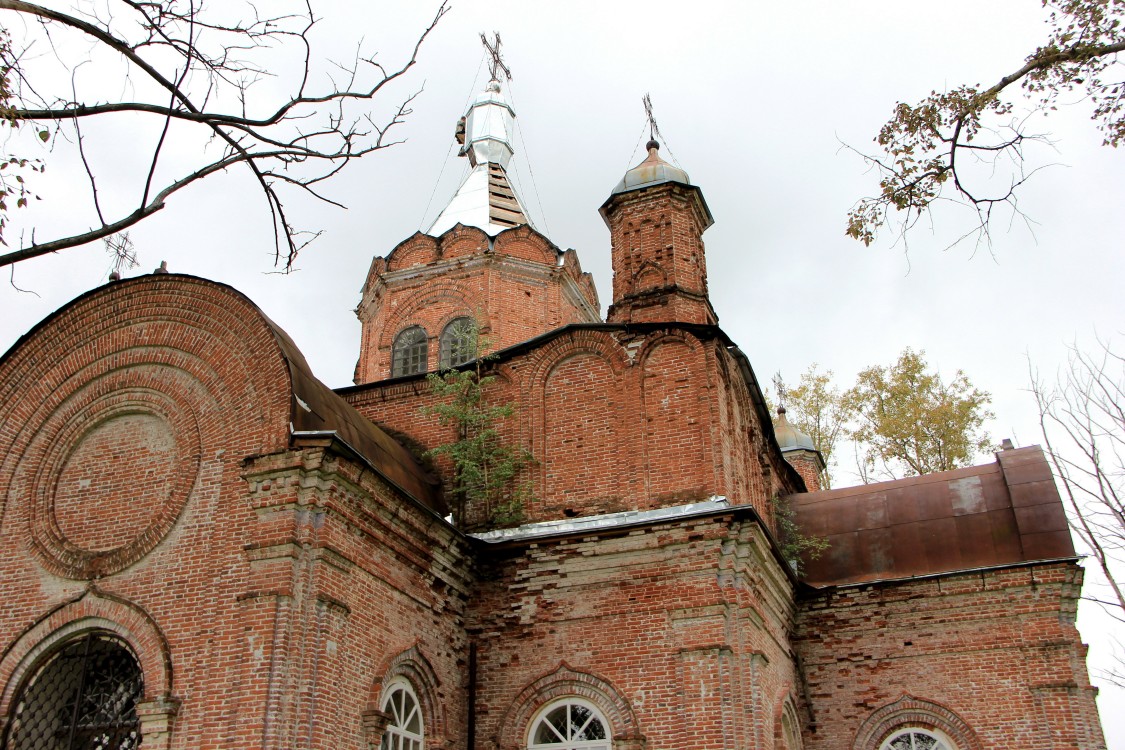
left=26, top=367, right=203, bottom=579
left=53, top=412, right=178, bottom=552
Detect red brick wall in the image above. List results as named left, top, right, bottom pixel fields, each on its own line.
left=794, top=562, right=1106, bottom=749
left=0, top=276, right=471, bottom=750
left=354, top=225, right=600, bottom=384
left=782, top=450, right=823, bottom=493
left=239, top=447, right=472, bottom=750
left=343, top=326, right=801, bottom=531
left=1, top=274, right=1105, bottom=750
left=640, top=338, right=709, bottom=503
left=542, top=352, right=625, bottom=514
left=602, top=183, right=716, bottom=326
left=468, top=513, right=802, bottom=750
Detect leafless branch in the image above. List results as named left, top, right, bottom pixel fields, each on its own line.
left=1030, top=337, right=1125, bottom=636
left=0, top=0, right=450, bottom=269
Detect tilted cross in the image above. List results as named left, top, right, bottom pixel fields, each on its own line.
left=642, top=93, right=663, bottom=144
left=481, top=32, right=512, bottom=83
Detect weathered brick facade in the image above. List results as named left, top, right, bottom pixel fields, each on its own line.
left=0, top=97, right=1106, bottom=749
left=794, top=562, right=1103, bottom=750
left=0, top=278, right=471, bottom=750
left=354, top=225, right=600, bottom=384
left=342, top=323, right=798, bottom=530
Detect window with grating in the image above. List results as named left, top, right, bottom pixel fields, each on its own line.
left=528, top=699, right=610, bottom=750
left=392, top=326, right=428, bottom=377
left=1, top=632, right=144, bottom=750
left=439, top=318, right=478, bottom=369
left=380, top=680, right=423, bottom=750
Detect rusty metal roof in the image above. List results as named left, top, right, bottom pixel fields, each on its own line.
left=790, top=445, right=1074, bottom=587
left=260, top=314, right=445, bottom=515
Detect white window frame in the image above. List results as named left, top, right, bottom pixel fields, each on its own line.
left=527, top=697, right=611, bottom=750
left=879, top=727, right=956, bottom=750
left=380, top=678, right=424, bottom=750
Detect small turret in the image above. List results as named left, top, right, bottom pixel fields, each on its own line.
left=774, top=406, right=826, bottom=492
left=600, top=138, right=716, bottom=325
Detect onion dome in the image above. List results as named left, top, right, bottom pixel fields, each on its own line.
left=610, top=139, right=691, bottom=195
left=774, top=406, right=816, bottom=452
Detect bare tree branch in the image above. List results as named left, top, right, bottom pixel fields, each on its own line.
left=1030, top=335, right=1125, bottom=682
left=0, top=0, right=450, bottom=269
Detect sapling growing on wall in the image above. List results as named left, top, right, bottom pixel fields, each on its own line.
left=771, top=495, right=829, bottom=576
left=423, top=322, right=532, bottom=530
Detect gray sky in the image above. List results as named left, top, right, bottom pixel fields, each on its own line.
left=2, top=0, right=1123, bottom=740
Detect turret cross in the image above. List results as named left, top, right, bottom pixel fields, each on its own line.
left=642, top=93, right=663, bottom=144
left=481, top=32, right=512, bottom=83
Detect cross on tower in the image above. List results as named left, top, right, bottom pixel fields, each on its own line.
left=481, top=32, right=512, bottom=83
left=642, top=93, right=663, bottom=144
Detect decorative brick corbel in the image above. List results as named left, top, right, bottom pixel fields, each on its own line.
left=362, top=708, right=392, bottom=750
left=135, top=695, right=181, bottom=750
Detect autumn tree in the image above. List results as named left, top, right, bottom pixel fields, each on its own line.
left=847, top=0, right=1125, bottom=248
left=1031, top=337, right=1125, bottom=682
left=771, top=364, right=850, bottom=488
left=844, top=348, right=994, bottom=481
left=0, top=0, right=447, bottom=269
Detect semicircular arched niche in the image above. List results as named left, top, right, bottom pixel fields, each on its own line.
left=542, top=352, right=623, bottom=518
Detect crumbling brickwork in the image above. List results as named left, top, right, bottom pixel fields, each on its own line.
left=794, top=562, right=1106, bottom=749
left=602, top=181, right=716, bottom=326
left=468, top=511, right=803, bottom=750
left=0, top=277, right=471, bottom=750
left=0, top=116, right=1107, bottom=749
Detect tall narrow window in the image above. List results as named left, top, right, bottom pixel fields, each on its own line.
left=392, top=326, right=428, bottom=377
left=880, top=729, right=954, bottom=750
left=780, top=702, right=802, bottom=749
left=439, top=317, right=477, bottom=369
left=1, top=632, right=144, bottom=750
left=528, top=699, right=610, bottom=750
left=380, top=681, right=424, bottom=750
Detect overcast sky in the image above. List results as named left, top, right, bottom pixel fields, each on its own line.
left=1, top=0, right=1123, bottom=741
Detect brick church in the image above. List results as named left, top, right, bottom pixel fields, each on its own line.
left=0, top=66, right=1107, bottom=750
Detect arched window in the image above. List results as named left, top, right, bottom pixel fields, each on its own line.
left=779, top=701, right=803, bottom=750
left=880, top=729, right=955, bottom=750
left=2, top=632, right=144, bottom=750
left=380, top=680, right=424, bottom=750
left=439, top=317, right=477, bottom=369
left=528, top=698, right=610, bottom=750
left=392, top=326, right=428, bottom=377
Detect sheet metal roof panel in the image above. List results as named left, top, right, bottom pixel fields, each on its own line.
left=792, top=446, right=1075, bottom=587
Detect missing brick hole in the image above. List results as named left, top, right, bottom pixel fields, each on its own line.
left=563, top=508, right=579, bottom=518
